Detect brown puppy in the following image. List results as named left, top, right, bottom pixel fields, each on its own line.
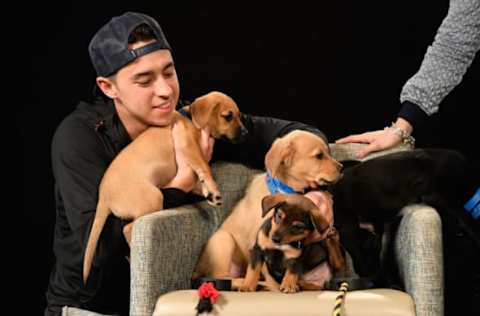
left=83, top=91, right=247, bottom=283
left=238, top=193, right=345, bottom=293
left=192, top=130, right=342, bottom=284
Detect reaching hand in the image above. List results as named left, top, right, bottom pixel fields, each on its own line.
left=335, top=118, right=413, bottom=159
left=163, top=124, right=215, bottom=192
left=335, top=129, right=402, bottom=159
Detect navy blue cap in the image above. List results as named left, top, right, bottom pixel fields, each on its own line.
left=88, top=12, right=171, bottom=77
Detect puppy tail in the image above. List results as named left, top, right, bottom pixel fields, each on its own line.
left=83, top=199, right=110, bottom=284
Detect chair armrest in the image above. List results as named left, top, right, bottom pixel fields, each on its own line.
left=130, top=162, right=261, bottom=316
left=330, top=142, right=412, bottom=162
left=395, top=205, right=443, bottom=316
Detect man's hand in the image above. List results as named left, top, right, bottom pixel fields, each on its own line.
left=304, top=190, right=334, bottom=244
left=199, top=127, right=215, bottom=163
left=191, top=128, right=215, bottom=194
left=163, top=124, right=215, bottom=192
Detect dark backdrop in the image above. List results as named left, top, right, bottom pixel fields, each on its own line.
left=23, top=1, right=479, bottom=314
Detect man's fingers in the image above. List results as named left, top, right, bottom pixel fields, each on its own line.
left=304, top=191, right=334, bottom=226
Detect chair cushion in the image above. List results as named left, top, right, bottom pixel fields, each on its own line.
left=153, top=289, right=415, bottom=316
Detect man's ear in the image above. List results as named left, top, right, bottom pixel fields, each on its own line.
left=96, top=77, right=117, bottom=99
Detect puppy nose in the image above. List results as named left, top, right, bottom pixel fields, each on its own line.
left=234, top=126, right=249, bottom=144
left=272, top=235, right=281, bottom=244
left=335, top=161, right=343, bottom=172
left=240, top=126, right=249, bottom=137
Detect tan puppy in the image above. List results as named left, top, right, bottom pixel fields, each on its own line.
left=83, top=91, right=247, bottom=283
left=192, top=130, right=342, bottom=285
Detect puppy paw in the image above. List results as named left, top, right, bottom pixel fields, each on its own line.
left=280, top=282, right=300, bottom=293
left=204, top=189, right=223, bottom=207
left=237, top=282, right=257, bottom=292
left=213, top=193, right=223, bottom=206
left=280, top=272, right=300, bottom=293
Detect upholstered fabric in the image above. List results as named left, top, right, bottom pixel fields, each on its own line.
left=61, top=306, right=117, bottom=316
left=130, top=162, right=261, bottom=316
left=130, top=143, right=442, bottom=316
left=396, top=205, right=443, bottom=316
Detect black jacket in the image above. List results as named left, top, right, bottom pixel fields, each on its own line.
left=45, top=97, right=327, bottom=315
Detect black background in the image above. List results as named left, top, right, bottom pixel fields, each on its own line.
left=22, top=1, right=479, bottom=314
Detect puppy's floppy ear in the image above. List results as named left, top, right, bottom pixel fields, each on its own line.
left=190, top=94, right=219, bottom=129
left=265, top=138, right=294, bottom=178
left=324, top=228, right=346, bottom=271
left=261, top=194, right=287, bottom=217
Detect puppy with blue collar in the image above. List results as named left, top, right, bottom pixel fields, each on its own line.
left=193, top=130, right=343, bottom=288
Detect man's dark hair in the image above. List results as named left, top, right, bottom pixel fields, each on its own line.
left=128, top=24, right=157, bottom=44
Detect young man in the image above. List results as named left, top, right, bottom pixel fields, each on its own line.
left=45, top=12, right=328, bottom=316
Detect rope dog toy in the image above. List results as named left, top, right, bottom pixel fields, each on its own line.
left=332, top=281, right=349, bottom=316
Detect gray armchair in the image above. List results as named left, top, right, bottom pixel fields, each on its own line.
left=129, top=143, right=442, bottom=316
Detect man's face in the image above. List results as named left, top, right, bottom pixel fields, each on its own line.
left=111, top=41, right=180, bottom=128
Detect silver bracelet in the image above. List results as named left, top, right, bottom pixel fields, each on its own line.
left=384, top=123, right=415, bottom=148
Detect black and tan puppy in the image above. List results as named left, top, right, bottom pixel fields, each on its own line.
left=329, top=148, right=480, bottom=281
left=238, top=193, right=345, bottom=293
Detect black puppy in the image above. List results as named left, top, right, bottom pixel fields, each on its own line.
left=329, top=148, right=479, bottom=282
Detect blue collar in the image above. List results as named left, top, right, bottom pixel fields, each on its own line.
left=266, top=172, right=299, bottom=194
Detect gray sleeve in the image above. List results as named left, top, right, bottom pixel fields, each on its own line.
left=400, top=0, right=480, bottom=115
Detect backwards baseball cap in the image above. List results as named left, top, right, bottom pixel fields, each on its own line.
left=88, top=12, right=171, bottom=77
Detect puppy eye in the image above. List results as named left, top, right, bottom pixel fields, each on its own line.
left=274, top=210, right=282, bottom=222
left=223, top=112, right=233, bottom=122
left=316, top=153, right=323, bottom=159
left=291, top=224, right=305, bottom=233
